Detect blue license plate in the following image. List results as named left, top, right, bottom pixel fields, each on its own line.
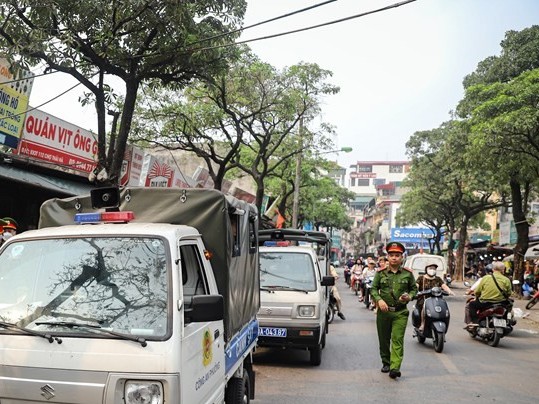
left=259, top=327, right=287, bottom=337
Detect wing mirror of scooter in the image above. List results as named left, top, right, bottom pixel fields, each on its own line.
left=512, top=279, right=520, bottom=285
left=463, top=281, right=471, bottom=288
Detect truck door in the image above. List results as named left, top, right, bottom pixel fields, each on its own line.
left=179, top=242, right=225, bottom=404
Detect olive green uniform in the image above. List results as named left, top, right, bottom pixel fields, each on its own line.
left=371, top=266, right=417, bottom=372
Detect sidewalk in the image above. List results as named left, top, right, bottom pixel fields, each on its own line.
left=451, top=281, right=539, bottom=329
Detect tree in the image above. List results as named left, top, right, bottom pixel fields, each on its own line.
left=131, top=50, right=338, bottom=211
left=457, top=25, right=539, bottom=286
left=457, top=69, right=539, bottom=285
left=404, top=121, right=508, bottom=280
left=0, top=0, right=247, bottom=183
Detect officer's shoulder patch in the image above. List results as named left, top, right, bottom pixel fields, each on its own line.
left=376, top=267, right=386, bottom=272
left=402, top=267, right=413, bottom=273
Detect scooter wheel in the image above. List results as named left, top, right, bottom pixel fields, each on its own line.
left=526, top=298, right=538, bottom=310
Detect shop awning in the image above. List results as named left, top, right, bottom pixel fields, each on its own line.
left=0, top=164, right=93, bottom=196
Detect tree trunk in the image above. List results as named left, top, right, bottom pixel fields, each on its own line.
left=109, top=79, right=140, bottom=184
left=454, top=217, right=470, bottom=281
left=510, top=179, right=529, bottom=295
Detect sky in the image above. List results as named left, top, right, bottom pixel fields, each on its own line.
left=27, top=0, right=539, bottom=170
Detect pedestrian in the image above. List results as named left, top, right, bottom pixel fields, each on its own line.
left=371, top=241, right=417, bottom=379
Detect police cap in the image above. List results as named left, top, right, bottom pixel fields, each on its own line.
left=386, top=241, right=405, bottom=254
left=2, top=217, right=18, bottom=231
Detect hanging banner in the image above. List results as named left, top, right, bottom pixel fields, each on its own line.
left=0, top=58, right=34, bottom=148
left=120, top=144, right=145, bottom=186
left=17, top=108, right=98, bottom=174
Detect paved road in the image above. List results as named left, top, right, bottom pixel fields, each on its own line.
left=252, top=267, right=539, bottom=404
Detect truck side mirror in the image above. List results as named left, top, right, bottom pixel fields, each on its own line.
left=185, top=295, right=224, bottom=323
left=321, top=276, right=335, bottom=287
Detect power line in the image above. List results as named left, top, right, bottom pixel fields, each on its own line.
left=185, top=0, right=338, bottom=47
left=192, top=0, right=418, bottom=53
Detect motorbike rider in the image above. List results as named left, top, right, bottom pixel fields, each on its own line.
left=361, top=258, right=377, bottom=304
left=464, top=261, right=512, bottom=329
left=329, top=264, right=346, bottom=320
left=416, top=262, right=454, bottom=332
left=350, top=258, right=364, bottom=296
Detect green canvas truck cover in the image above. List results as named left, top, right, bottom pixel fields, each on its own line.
left=38, top=187, right=260, bottom=341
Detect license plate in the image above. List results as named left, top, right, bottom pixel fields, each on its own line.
left=493, top=318, right=506, bottom=327
left=259, top=327, right=287, bottom=337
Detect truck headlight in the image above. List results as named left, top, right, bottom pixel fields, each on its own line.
left=297, top=305, right=315, bottom=317
left=125, top=381, right=163, bottom=404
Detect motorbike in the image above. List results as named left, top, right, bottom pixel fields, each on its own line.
left=350, top=268, right=363, bottom=296
left=344, top=267, right=351, bottom=286
left=363, top=275, right=375, bottom=310
left=412, top=286, right=450, bottom=353
left=526, top=288, right=539, bottom=309
left=327, top=289, right=338, bottom=324
left=466, top=297, right=516, bottom=347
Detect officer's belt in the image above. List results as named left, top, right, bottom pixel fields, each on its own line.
left=387, top=305, right=406, bottom=312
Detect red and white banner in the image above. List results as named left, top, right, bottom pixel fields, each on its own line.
left=17, top=109, right=97, bottom=174
left=120, top=144, right=145, bottom=186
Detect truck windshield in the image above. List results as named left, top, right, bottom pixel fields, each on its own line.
left=260, top=251, right=317, bottom=291
left=0, top=237, right=169, bottom=339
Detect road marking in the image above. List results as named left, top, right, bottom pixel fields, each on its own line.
left=438, top=352, right=461, bottom=375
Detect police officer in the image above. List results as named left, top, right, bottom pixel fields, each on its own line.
left=0, top=218, right=6, bottom=246
left=371, top=241, right=417, bottom=379
left=2, top=217, right=18, bottom=238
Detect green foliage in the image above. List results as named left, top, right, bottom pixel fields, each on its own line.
left=0, top=0, right=247, bottom=182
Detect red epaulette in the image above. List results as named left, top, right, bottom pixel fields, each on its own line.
left=376, top=267, right=386, bottom=272
left=402, top=266, right=413, bottom=273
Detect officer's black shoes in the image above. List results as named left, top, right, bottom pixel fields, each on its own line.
left=338, top=312, right=346, bottom=320
left=389, top=369, right=401, bottom=379
left=381, top=365, right=390, bottom=373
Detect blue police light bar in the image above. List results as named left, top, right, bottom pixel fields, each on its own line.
left=74, top=211, right=135, bottom=224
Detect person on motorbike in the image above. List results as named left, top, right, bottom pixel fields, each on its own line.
left=361, top=258, right=377, bottom=304
left=416, top=262, right=454, bottom=332
left=464, top=261, right=512, bottom=329
left=350, top=258, right=363, bottom=296
left=329, top=264, right=346, bottom=320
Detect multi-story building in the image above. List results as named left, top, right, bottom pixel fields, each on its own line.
left=343, top=160, right=410, bottom=256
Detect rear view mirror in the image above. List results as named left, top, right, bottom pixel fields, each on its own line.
left=185, top=295, right=224, bottom=323
left=321, top=276, right=335, bottom=287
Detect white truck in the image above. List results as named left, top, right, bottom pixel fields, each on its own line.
left=257, top=229, right=334, bottom=366
left=0, top=187, right=260, bottom=404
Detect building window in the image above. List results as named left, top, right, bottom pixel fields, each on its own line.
left=357, top=179, right=369, bottom=186
left=357, top=165, right=372, bottom=173
left=389, top=165, right=403, bottom=173
left=373, top=178, right=386, bottom=186
left=382, top=188, right=395, bottom=196
left=351, top=177, right=356, bottom=187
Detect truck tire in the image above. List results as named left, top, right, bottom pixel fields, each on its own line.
left=225, top=372, right=250, bottom=404
left=309, top=345, right=322, bottom=366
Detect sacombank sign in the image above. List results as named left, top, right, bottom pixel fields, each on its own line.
left=390, top=227, right=436, bottom=244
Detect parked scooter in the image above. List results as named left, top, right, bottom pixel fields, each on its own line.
left=363, top=275, right=375, bottom=310
left=412, top=286, right=450, bottom=353
left=525, top=288, right=539, bottom=309
left=466, top=298, right=516, bottom=347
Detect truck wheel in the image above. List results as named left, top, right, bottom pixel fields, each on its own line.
left=225, top=372, right=250, bottom=404
left=309, top=345, right=322, bottom=366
